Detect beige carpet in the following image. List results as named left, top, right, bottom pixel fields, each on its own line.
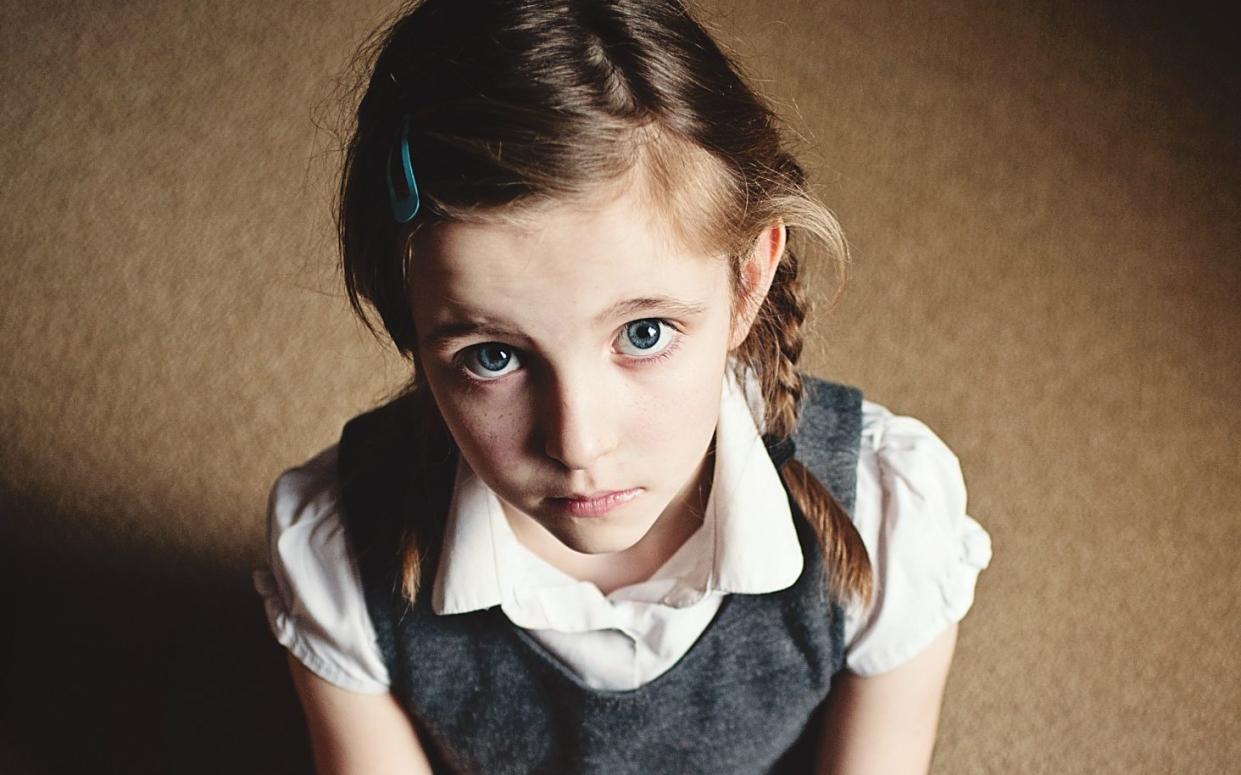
left=2, top=0, right=1237, bottom=772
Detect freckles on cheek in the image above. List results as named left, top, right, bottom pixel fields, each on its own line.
left=448, top=394, right=529, bottom=462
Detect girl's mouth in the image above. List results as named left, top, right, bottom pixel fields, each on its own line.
left=550, top=488, right=643, bottom=518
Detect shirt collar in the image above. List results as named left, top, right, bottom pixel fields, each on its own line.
left=431, top=368, right=803, bottom=616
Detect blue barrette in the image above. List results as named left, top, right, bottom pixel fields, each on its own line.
left=386, top=114, right=421, bottom=223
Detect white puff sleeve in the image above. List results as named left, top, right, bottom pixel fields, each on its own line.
left=250, top=444, right=392, bottom=694
left=840, top=400, right=994, bottom=676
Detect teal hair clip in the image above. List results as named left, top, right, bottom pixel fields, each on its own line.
left=386, top=114, right=421, bottom=223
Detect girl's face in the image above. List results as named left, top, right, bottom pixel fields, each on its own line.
left=412, top=189, right=773, bottom=559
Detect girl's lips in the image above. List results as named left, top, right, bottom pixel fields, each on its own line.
left=551, top=488, right=642, bottom=518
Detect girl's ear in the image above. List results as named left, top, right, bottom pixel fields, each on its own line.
left=729, top=220, right=787, bottom=350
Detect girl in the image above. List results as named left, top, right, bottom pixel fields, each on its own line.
left=252, top=0, right=993, bottom=772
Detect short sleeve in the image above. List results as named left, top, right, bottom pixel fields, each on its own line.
left=251, top=444, right=392, bottom=694
left=840, top=400, right=994, bottom=676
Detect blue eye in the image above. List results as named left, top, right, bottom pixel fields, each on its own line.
left=615, top=319, right=674, bottom=357
left=463, top=343, right=521, bottom=379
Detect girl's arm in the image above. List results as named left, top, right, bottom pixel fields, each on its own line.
left=285, top=652, right=434, bottom=775
left=814, top=622, right=959, bottom=775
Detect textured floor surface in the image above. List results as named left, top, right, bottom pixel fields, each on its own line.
left=1, top=1, right=1237, bottom=772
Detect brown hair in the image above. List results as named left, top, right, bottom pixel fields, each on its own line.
left=334, top=0, right=872, bottom=612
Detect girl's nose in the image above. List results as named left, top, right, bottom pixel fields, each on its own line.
left=540, top=370, right=616, bottom=471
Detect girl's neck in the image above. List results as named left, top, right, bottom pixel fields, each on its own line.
left=504, top=450, right=715, bottom=596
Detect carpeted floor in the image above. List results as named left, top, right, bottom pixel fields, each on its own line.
left=1, top=1, right=1237, bottom=772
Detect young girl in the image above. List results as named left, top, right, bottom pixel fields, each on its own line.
left=252, top=0, right=992, bottom=772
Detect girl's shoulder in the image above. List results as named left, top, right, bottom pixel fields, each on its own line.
left=252, top=444, right=392, bottom=694
left=839, top=396, right=994, bottom=676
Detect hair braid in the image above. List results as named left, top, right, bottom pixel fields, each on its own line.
left=758, top=244, right=806, bottom=440
left=737, top=239, right=874, bottom=611
left=397, top=387, right=456, bottom=602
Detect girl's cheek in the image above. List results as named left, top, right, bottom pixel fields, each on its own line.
left=445, top=390, right=532, bottom=460
left=632, top=355, right=724, bottom=445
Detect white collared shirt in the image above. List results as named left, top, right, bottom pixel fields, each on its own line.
left=253, top=375, right=993, bottom=693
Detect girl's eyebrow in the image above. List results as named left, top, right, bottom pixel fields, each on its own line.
left=422, top=319, right=523, bottom=350
left=595, top=296, right=707, bottom=324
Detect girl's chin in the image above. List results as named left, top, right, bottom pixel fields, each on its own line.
left=549, top=518, right=655, bottom=556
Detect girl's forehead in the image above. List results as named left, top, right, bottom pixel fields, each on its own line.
left=421, top=190, right=725, bottom=281
left=411, top=192, right=734, bottom=332
left=433, top=184, right=703, bottom=251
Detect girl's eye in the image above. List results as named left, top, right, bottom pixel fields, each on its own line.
left=462, top=343, right=521, bottom=380
left=614, top=319, right=675, bottom=358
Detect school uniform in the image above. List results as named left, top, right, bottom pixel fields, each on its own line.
left=253, top=372, right=992, bottom=772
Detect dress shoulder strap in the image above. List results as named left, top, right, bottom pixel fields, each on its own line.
left=789, top=375, right=865, bottom=516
